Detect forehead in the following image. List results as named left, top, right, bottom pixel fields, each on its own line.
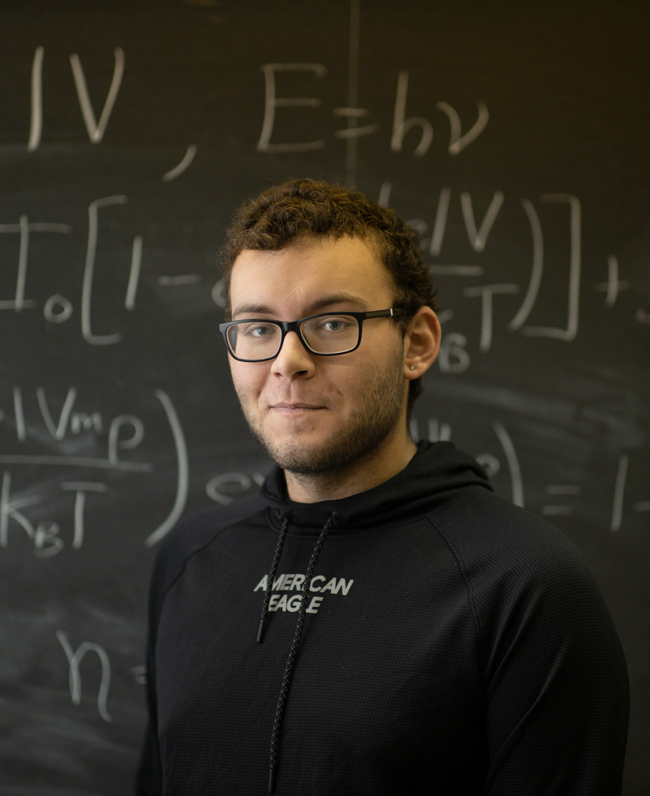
left=229, top=235, right=395, bottom=316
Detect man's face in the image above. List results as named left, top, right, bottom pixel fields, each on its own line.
left=227, top=235, right=410, bottom=476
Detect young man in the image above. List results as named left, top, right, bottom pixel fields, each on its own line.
left=137, top=179, right=629, bottom=795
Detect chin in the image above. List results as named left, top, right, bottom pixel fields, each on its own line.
left=253, top=417, right=399, bottom=478
left=265, top=440, right=339, bottom=476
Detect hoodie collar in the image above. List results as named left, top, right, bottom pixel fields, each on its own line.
left=262, top=440, right=492, bottom=535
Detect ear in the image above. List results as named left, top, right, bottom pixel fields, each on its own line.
left=403, top=306, right=441, bottom=380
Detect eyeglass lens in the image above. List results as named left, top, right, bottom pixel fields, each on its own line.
left=226, top=314, right=360, bottom=360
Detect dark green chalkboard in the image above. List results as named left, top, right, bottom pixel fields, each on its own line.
left=1, top=1, right=648, bottom=793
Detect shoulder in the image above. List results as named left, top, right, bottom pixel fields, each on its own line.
left=430, top=486, right=592, bottom=587
left=428, top=487, right=611, bottom=635
left=148, top=494, right=266, bottom=618
left=433, top=498, right=629, bottom=791
left=429, top=487, right=623, bottom=674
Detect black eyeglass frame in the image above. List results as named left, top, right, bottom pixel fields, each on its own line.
left=219, top=308, right=399, bottom=362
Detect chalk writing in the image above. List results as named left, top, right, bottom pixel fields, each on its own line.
left=438, top=333, right=470, bottom=373
left=37, top=387, right=77, bottom=441
left=435, top=100, right=489, bottom=155
left=541, top=484, right=582, bottom=516
left=0, top=471, right=41, bottom=548
left=0, top=388, right=191, bottom=548
left=409, top=417, right=452, bottom=443
left=427, top=187, right=451, bottom=256
left=391, top=70, right=433, bottom=157
left=44, top=294, right=73, bottom=323
left=521, top=195, right=581, bottom=341
left=108, top=416, right=144, bottom=465
left=61, top=482, right=108, bottom=549
left=464, top=284, right=520, bottom=352
left=0, top=218, right=72, bottom=312
left=69, top=47, right=124, bottom=144
left=145, top=391, right=188, bottom=547
left=593, top=256, right=630, bottom=308
left=82, top=196, right=128, bottom=345
left=56, top=631, right=112, bottom=721
left=460, top=191, right=504, bottom=252
left=132, top=665, right=147, bottom=685
left=162, top=145, right=197, bottom=182
left=125, top=236, right=143, bottom=310
left=34, top=522, right=63, bottom=557
left=493, top=421, right=524, bottom=508
left=508, top=199, right=543, bottom=331
left=475, top=453, right=500, bottom=478
left=206, top=472, right=266, bottom=505
left=257, top=63, right=327, bottom=153
left=610, top=454, right=628, bottom=532
left=27, top=47, right=44, bottom=151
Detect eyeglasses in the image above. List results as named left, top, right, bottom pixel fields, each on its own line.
left=219, top=308, right=398, bottom=362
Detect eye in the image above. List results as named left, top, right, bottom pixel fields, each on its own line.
left=324, top=320, right=344, bottom=331
left=316, top=316, right=352, bottom=332
left=242, top=323, right=277, bottom=338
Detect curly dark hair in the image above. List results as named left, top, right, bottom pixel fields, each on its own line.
left=221, top=178, right=438, bottom=414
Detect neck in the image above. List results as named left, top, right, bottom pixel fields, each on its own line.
left=284, top=425, right=418, bottom=503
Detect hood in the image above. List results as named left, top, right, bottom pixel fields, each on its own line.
left=261, top=440, right=493, bottom=534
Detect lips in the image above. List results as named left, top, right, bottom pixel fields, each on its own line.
left=270, top=403, right=324, bottom=411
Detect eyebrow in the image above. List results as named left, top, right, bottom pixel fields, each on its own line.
left=231, top=292, right=371, bottom=318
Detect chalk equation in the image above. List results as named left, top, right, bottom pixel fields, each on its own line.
left=379, top=188, right=645, bottom=372
left=16, top=0, right=493, bottom=202
left=1, top=188, right=646, bottom=369
left=2, top=1, right=646, bottom=367
left=196, top=416, right=650, bottom=535
left=56, top=630, right=114, bottom=722
left=409, top=416, right=650, bottom=531
left=56, top=630, right=147, bottom=723
left=20, top=42, right=488, bottom=171
left=0, top=387, right=187, bottom=549
left=257, top=62, right=488, bottom=157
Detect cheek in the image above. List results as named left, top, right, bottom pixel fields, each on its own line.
left=315, top=358, right=356, bottom=398
left=325, top=355, right=383, bottom=402
left=230, top=362, right=265, bottom=405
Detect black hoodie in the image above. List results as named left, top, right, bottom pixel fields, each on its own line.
left=137, top=441, right=629, bottom=795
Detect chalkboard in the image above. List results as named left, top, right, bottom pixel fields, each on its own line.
left=1, top=0, right=648, bottom=793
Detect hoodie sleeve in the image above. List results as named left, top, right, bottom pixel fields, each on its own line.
left=133, top=501, right=267, bottom=795
left=135, top=634, right=162, bottom=796
left=470, top=517, right=629, bottom=794
left=134, top=532, right=183, bottom=796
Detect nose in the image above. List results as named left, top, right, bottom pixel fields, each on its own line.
left=270, top=330, right=316, bottom=379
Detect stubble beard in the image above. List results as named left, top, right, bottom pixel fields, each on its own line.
left=238, top=349, right=406, bottom=480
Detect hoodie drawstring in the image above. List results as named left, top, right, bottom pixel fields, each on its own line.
left=257, top=516, right=290, bottom=644
left=258, top=511, right=337, bottom=793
